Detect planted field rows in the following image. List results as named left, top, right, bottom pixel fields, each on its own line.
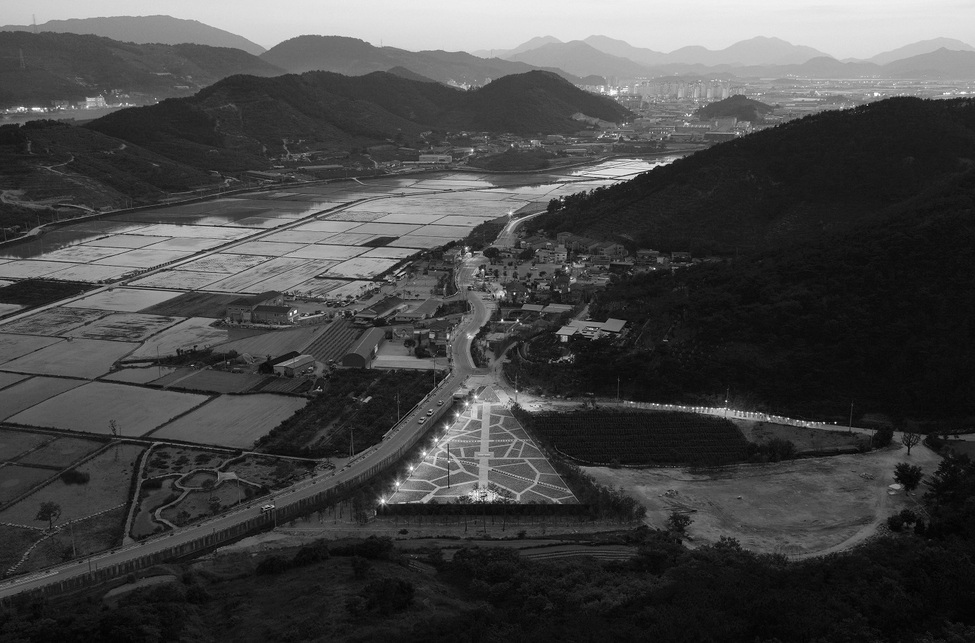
left=9, top=381, right=210, bottom=436
left=150, top=394, right=308, bottom=448
left=523, top=410, right=749, bottom=466
left=302, top=319, right=361, bottom=362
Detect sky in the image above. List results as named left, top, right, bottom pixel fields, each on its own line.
left=3, top=0, right=974, bottom=60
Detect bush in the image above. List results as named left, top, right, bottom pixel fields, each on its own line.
left=60, top=469, right=90, bottom=485
left=873, top=427, right=894, bottom=448
left=292, top=540, right=329, bottom=567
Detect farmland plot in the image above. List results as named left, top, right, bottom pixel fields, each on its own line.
left=261, top=229, right=335, bottom=244
left=64, top=288, right=184, bottom=313
left=175, top=253, right=272, bottom=274
left=170, top=370, right=268, bottom=394
left=388, top=235, right=450, bottom=249
left=0, top=465, right=54, bottom=505
left=204, top=257, right=309, bottom=293
left=0, top=307, right=108, bottom=336
left=127, top=317, right=234, bottom=359
left=412, top=224, right=472, bottom=238
left=289, top=278, right=356, bottom=299
left=93, top=248, right=192, bottom=268
left=325, top=256, right=399, bottom=279
left=0, top=303, right=22, bottom=316
left=360, top=247, right=418, bottom=259
left=313, top=232, right=379, bottom=246
left=100, top=366, right=176, bottom=384
left=142, top=237, right=227, bottom=252
left=0, top=371, right=29, bottom=389
left=16, top=436, right=104, bottom=468
left=0, top=260, right=77, bottom=279
left=292, top=220, right=362, bottom=233
left=435, top=214, right=505, bottom=227
left=64, top=312, right=182, bottom=342
left=349, top=222, right=422, bottom=236
left=322, top=210, right=387, bottom=223
left=9, top=381, right=210, bottom=436
left=0, top=443, right=144, bottom=526
left=0, top=376, right=87, bottom=420
left=129, top=269, right=227, bottom=290
left=244, top=259, right=338, bottom=294
left=285, top=244, right=364, bottom=260
left=46, top=264, right=135, bottom=283
left=373, top=213, right=446, bottom=225
left=38, top=245, right=125, bottom=263
left=0, top=429, right=52, bottom=462
left=217, top=325, right=320, bottom=357
left=151, top=394, right=308, bottom=448
left=134, top=223, right=254, bottom=240
left=2, top=339, right=138, bottom=379
left=139, top=292, right=241, bottom=318
left=230, top=241, right=307, bottom=257
left=85, top=234, right=168, bottom=249
left=0, top=334, right=63, bottom=363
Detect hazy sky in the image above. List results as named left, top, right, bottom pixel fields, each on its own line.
left=4, top=0, right=974, bottom=59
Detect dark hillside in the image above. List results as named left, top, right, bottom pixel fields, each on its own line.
left=513, top=169, right=975, bottom=423
left=695, top=94, right=774, bottom=122
left=87, top=70, right=628, bottom=168
left=530, top=97, right=975, bottom=253
left=448, top=70, right=631, bottom=135
left=0, top=31, right=282, bottom=108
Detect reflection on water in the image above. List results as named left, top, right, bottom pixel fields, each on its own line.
left=0, top=158, right=672, bottom=261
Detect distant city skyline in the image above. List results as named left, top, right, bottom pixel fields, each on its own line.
left=3, top=0, right=973, bottom=60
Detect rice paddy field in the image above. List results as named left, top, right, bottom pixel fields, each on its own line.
left=150, top=394, right=308, bottom=448
left=8, top=381, right=210, bottom=436
left=0, top=376, right=88, bottom=421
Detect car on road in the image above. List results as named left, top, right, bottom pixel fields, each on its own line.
left=418, top=417, right=426, bottom=424
left=426, top=409, right=434, bottom=416
left=437, top=400, right=444, bottom=406
left=260, top=504, right=275, bottom=513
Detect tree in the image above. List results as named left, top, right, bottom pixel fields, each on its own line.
left=894, top=462, right=924, bottom=494
left=36, top=501, right=61, bottom=530
left=901, top=431, right=921, bottom=455
left=483, top=246, right=500, bottom=262
left=667, top=510, right=692, bottom=537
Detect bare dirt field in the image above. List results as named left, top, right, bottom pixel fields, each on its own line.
left=737, top=419, right=866, bottom=451
left=586, top=441, right=942, bottom=557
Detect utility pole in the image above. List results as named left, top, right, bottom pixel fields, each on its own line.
left=446, top=443, right=450, bottom=488
left=349, top=426, right=354, bottom=458
left=396, top=392, right=400, bottom=422
left=848, top=401, right=854, bottom=435
left=724, top=387, right=730, bottom=418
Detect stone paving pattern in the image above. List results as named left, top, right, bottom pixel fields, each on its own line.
left=388, top=385, right=576, bottom=504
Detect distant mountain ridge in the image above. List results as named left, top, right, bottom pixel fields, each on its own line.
left=0, top=15, right=265, bottom=55
left=0, top=31, right=283, bottom=108
left=861, top=37, right=975, bottom=65
left=260, top=35, right=599, bottom=88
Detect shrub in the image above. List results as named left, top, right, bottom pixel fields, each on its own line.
left=887, top=514, right=905, bottom=531
left=60, top=469, right=90, bottom=485
left=873, top=427, right=894, bottom=448
left=255, top=555, right=290, bottom=575
left=361, top=577, right=415, bottom=614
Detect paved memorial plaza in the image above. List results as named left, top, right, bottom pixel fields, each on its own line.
left=387, top=385, right=576, bottom=504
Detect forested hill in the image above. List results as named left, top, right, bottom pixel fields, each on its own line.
left=695, top=94, right=774, bottom=122
left=580, top=169, right=975, bottom=423
left=87, top=70, right=630, bottom=169
left=529, top=97, right=975, bottom=254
